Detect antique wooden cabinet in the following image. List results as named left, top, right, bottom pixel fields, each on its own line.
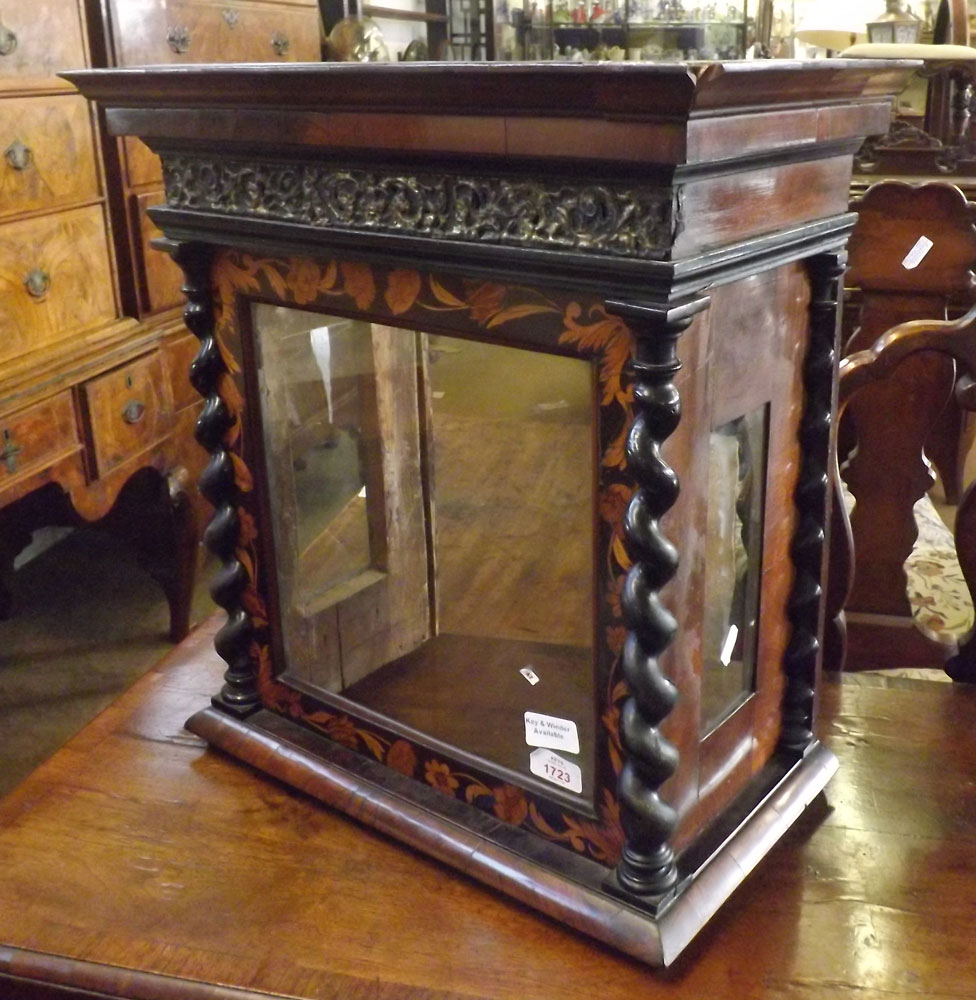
left=68, top=60, right=911, bottom=965
left=86, top=0, right=322, bottom=318
left=0, top=0, right=321, bottom=635
left=0, top=0, right=203, bottom=634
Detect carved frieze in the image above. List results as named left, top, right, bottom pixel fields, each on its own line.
left=161, top=155, right=675, bottom=260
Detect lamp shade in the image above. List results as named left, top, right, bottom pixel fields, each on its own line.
left=795, top=25, right=870, bottom=49
left=794, top=0, right=871, bottom=51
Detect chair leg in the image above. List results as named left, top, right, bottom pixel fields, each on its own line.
left=136, top=470, right=199, bottom=643
left=97, top=467, right=201, bottom=644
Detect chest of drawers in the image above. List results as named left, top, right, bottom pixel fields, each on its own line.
left=0, top=0, right=321, bottom=636
left=89, top=0, right=321, bottom=319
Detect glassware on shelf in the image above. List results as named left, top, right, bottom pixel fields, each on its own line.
left=491, top=0, right=749, bottom=60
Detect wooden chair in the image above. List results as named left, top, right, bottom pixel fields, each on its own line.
left=829, top=180, right=976, bottom=678
left=830, top=302, right=976, bottom=681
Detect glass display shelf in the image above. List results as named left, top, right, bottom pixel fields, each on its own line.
left=495, top=0, right=749, bottom=60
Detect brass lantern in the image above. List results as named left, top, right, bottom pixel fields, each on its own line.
left=867, top=0, right=923, bottom=43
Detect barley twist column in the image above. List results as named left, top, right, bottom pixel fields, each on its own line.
left=779, top=252, right=846, bottom=754
left=608, top=297, right=709, bottom=899
left=171, top=241, right=261, bottom=717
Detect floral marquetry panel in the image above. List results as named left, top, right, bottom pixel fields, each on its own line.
left=208, top=249, right=647, bottom=865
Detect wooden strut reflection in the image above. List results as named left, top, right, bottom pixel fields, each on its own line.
left=607, top=297, right=710, bottom=899
left=172, top=241, right=261, bottom=718
left=780, top=252, right=846, bottom=754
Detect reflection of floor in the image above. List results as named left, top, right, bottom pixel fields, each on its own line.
left=432, top=413, right=593, bottom=648
left=0, top=528, right=215, bottom=797
left=343, top=631, right=595, bottom=798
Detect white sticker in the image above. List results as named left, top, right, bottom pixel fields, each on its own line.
left=719, top=624, right=739, bottom=667
left=520, top=666, right=540, bottom=686
left=902, top=235, right=933, bottom=270
left=524, top=711, right=580, bottom=754
left=530, top=748, right=583, bottom=794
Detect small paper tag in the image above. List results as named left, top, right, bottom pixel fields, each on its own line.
left=520, top=666, right=540, bottom=686
left=902, top=236, right=933, bottom=270
left=530, top=748, right=583, bottom=794
left=719, top=624, right=739, bottom=667
left=524, top=712, right=580, bottom=754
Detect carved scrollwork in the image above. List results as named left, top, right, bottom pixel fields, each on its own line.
left=161, top=155, right=674, bottom=260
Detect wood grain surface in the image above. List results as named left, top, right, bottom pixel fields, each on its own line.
left=0, top=0, right=88, bottom=89
left=0, top=95, right=100, bottom=220
left=1, top=616, right=975, bottom=999
left=0, top=205, right=116, bottom=366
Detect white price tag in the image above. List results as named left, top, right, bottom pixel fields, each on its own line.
left=719, top=624, right=739, bottom=667
left=519, top=666, right=540, bottom=686
left=902, top=236, right=933, bottom=270
left=524, top=712, right=580, bottom=754
left=530, top=748, right=583, bottom=794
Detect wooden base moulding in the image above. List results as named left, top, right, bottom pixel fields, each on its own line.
left=187, top=705, right=837, bottom=966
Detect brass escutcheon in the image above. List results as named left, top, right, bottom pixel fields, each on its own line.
left=0, top=17, right=17, bottom=56
left=270, top=30, right=290, bottom=56
left=4, top=139, right=32, bottom=171
left=24, top=268, right=49, bottom=299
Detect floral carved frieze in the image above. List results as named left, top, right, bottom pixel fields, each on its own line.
left=161, top=155, right=675, bottom=259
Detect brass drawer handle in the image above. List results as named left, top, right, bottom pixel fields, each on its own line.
left=24, top=268, right=50, bottom=299
left=0, top=17, right=17, bottom=56
left=167, top=24, right=190, bottom=54
left=222, top=8, right=239, bottom=27
left=270, top=31, right=289, bottom=56
left=4, top=139, right=32, bottom=171
left=0, top=429, right=23, bottom=474
left=121, top=399, right=146, bottom=425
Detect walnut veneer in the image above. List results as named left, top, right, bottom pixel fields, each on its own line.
left=86, top=0, right=321, bottom=321
left=0, top=0, right=204, bottom=636
left=0, top=0, right=321, bottom=636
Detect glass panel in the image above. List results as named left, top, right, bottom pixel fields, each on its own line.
left=254, top=307, right=380, bottom=612
left=700, top=406, right=768, bottom=734
left=252, top=305, right=597, bottom=801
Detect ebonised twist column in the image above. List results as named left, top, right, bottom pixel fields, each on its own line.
left=171, top=241, right=261, bottom=718
left=780, top=252, right=845, bottom=754
left=608, top=298, right=709, bottom=899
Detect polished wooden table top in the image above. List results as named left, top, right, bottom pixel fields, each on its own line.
left=1, top=617, right=975, bottom=999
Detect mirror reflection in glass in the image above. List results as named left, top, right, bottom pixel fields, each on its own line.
left=252, top=305, right=597, bottom=800
left=700, top=406, right=768, bottom=735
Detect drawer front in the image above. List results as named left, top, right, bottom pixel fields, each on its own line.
left=0, top=205, right=117, bottom=367
left=83, top=352, right=174, bottom=476
left=0, top=391, right=79, bottom=488
left=162, top=331, right=203, bottom=412
left=0, top=0, right=87, bottom=86
left=0, top=94, right=100, bottom=221
left=123, top=136, right=163, bottom=190
left=112, top=1, right=320, bottom=66
left=133, top=191, right=185, bottom=315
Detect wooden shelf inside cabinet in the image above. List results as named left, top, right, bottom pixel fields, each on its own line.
left=627, top=19, right=746, bottom=27
left=321, top=0, right=455, bottom=58
left=361, top=5, right=449, bottom=22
